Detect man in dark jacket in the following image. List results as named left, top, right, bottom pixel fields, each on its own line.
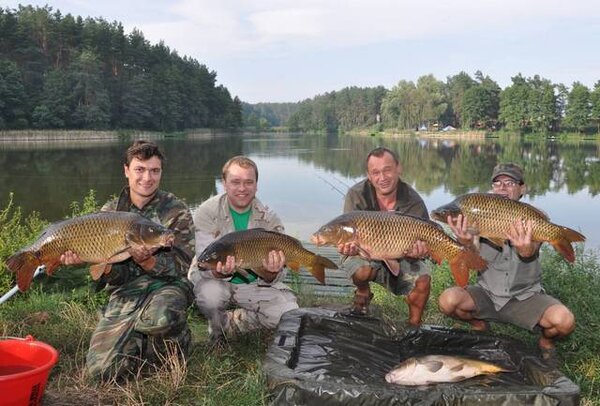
left=338, top=147, right=431, bottom=325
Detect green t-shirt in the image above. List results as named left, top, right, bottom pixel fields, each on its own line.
left=229, top=207, right=257, bottom=284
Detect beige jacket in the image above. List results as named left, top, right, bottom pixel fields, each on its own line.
left=188, top=193, right=286, bottom=285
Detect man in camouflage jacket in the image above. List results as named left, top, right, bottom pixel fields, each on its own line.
left=62, top=140, right=195, bottom=381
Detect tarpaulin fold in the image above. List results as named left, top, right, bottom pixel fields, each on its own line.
left=264, top=307, right=579, bottom=405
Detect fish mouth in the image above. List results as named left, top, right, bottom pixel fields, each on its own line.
left=430, top=210, right=445, bottom=222
left=163, top=233, right=175, bottom=247
left=310, top=234, right=324, bottom=245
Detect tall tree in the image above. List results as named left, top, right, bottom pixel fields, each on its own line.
left=446, top=71, right=476, bottom=127
left=70, top=49, right=110, bottom=128
left=564, top=82, right=591, bottom=133
left=0, top=59, right=27, bottom=128
left=589, top=81, right=600, bottom=133
left=31, top=68, right=70, bottom=128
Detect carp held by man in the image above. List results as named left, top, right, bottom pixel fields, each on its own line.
left=311, top=211, right=487, bottom=287
left=196, top=228, right=337, bottom=284
left=385, top=354, right=512, bottom=386
left=5, top=212, right=175, bottom=291
left=431, top=193, right=585, bottom=262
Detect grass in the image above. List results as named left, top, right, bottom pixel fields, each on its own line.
left=1, top=246, right=599, bottom=405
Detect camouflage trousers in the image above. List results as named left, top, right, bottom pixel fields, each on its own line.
left=86, top=275, right=193, bottom=381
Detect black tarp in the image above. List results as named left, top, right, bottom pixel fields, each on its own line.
left=264, top=307, right=580, bottom=405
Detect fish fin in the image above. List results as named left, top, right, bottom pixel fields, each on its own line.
left=356, top=246, right=372, bottom=260
left=486, top=237, right=505, bottom=248
left=89, top=263, right=111, bottom=280
left=106, top=247, right=132, bottom=264
left=307, top=255, right=335, bottom=285
left=550, top=239, right=576, bottom=263
left=44, top=258, right=61, bottom=276
left=383, top=259, right=401, bottom=276
left=449, top=249, right=487, bottom=288
left=6, top=251, right=41, bottom=292
left=422, top=360, right=444, bottom=373
left=448, top=249, right=487, bottom=287
left=550, top=226, right=585, bottom=263
left=233, top=267, right=251, bottom=279
left=450, top=363, right=465, bottom=372
left=287, top=260, right=301, bottom=272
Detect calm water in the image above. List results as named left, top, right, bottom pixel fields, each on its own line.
left=1, top=133, right=598, bottom=250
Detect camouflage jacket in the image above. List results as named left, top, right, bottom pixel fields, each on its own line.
left=100, top=187, right=195, bottom=291
left=188, top=193, right=287, bottom=286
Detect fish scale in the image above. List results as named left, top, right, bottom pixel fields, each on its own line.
left=5, top=212, right=175, bottom=291
left=38, top=214, right=137, bottom=261
left=197, top=228, right=338, bottom=284
left=311, top=211, right=487, bottom=287
left=431, top=193, right=586, bottom=262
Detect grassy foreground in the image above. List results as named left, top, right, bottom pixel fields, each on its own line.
left=1, top=245, right=599, bottom=405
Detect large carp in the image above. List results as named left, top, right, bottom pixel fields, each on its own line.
left=5, top=212, right=175, bottom=291
left=431, top=193, right=585, bottom=262
left=385, top=354, right=512, bottom=386
left=196, top=228, right=337, bottom=284
left=311, top=211, right=487, bottom=287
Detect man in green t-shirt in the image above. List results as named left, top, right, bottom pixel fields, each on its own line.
left=188, top=156, right=298, bottom=346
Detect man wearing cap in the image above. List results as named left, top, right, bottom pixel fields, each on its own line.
left=437, top=163, right=575, bottom=364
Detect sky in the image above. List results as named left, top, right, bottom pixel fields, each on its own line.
left=2, top=0, right=600, bottom=103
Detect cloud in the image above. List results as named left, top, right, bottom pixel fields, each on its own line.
left=128, top=0, right=599, bottom=60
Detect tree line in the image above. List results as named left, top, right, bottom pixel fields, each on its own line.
left=0, top=5, right=242, bottom=131
left=250, top=72, right=600, bottom=135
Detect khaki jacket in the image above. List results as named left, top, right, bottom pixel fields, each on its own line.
left=188, top=193, right=286, bottom=285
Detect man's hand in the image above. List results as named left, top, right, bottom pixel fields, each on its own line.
left=447, top=214, right=477, bottom=247
left=337, top=242, right=359, bottom=257
left=262, top=250, right=286, bottom=274
left=128, top=245, right=159, bottom=271
left=212, top=255, right=239, bottom=278
left=506, top=219, right=540, bottom=259
left=60, top=250, right=84, bottom=265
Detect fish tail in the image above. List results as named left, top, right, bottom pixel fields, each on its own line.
left=309, top=255, right=336, bottom=284
left=5, top=251, right=41, bottom=292
left=448, top=249, right=487, bottom=287
left=549, top=226, right=585, bottom=263
left=550, top=238, right=575, bottom=263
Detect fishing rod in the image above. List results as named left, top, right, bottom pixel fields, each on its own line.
left=316, top=174, right=346, bottom=197
left=0, top=266, right=44, bottom=305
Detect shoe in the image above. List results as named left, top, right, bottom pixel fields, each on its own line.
left=350, top=290, right=373, bottom=316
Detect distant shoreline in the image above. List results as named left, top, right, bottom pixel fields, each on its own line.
left=0, top=129, right=219, bottom=142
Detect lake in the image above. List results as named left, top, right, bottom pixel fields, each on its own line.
left=1, top=133, right=599, bottom=251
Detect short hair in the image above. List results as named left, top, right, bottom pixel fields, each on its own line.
left=125, top=140, right=165, bottom=166
left=366, top=147, right=399, bottom=167
left=222, top=155, right=259, bottom=181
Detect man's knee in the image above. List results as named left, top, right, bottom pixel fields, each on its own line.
left=194, top=279, right=231, bottom=313
left=259, top=290, right=298, bottom=329
left=438, top=287, right=464, bottom=315
left=352, top=265, right=377, bottom=285
left=543, top=304, right=576, bottom=335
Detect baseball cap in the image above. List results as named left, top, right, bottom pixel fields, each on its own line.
left=491, top=163, right=524, bottom=183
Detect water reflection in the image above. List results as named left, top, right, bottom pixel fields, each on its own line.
left=1, top=134, right=598, bottom=249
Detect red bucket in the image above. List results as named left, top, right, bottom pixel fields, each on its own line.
left=0, top=335, right=59, bottom=406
